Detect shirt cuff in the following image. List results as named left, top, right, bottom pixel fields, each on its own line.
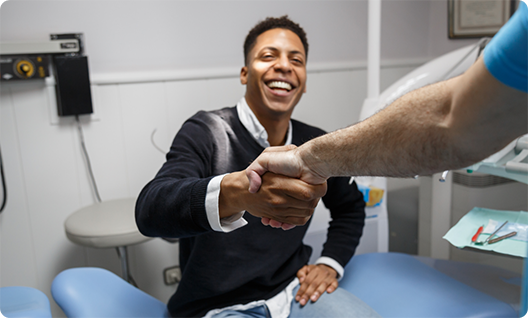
left=205, top=174, right=248, bottom=232
left=315, top=257, right=345, bottom=280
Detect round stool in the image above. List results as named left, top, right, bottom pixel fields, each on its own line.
left=65, top=198, right=152, bottom=284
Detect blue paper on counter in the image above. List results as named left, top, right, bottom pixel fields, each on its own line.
left=443, top=207, right=528, bottom=257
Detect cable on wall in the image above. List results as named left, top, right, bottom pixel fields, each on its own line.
left=74, top=116, right=140, bottom=287
left=75, top=115, right=102, bottom=203
left=150, top=128, right=166, bottom=155
left=0, top=146, right=7, bottom=213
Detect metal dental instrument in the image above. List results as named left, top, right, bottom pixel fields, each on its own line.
left=488, top=231, right=517, bottom=244
left=474, top=220, right=508, bottom=245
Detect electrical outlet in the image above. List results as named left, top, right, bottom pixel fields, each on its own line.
left=163, top=265, right=181, bottom=285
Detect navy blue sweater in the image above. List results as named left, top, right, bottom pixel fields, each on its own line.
left=136, top=107, right=365, bottom=317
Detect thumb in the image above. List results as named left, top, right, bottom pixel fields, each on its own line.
left=246, top=144, right=300, bottom=193
left=246, top=153, right=273, bottom=193
left=246, top=169, right=264, bottom=193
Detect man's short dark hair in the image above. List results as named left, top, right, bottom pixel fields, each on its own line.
left=243, top=15, right=308, bottom=65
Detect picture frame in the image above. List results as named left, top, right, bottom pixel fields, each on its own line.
left=448, top=0, right=517, bottom=38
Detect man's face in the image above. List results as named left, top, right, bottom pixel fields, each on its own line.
left=241, top=28, right=307, bottom=119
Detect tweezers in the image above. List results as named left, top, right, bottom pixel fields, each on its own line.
left=474, top=220, right=508, bottom=245
left=488, top=231, right=517, bottom=244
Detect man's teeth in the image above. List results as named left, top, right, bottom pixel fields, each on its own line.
left=268, top=81, right=292, bottom=91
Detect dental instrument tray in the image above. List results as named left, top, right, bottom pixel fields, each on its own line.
left=443, top=207, right=528, bottom=257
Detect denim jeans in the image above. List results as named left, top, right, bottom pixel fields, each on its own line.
left=288, top=285, right=381, bottom=318
left=209, top=285, right=381, bottom=318
left=209, top=305, right=271, bottom=318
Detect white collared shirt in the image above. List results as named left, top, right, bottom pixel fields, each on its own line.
left=203, top=97, right=344, bottom=318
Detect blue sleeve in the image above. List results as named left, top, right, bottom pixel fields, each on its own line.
left=483, top=1, right=528, bottom=92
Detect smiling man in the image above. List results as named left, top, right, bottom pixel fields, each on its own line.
left=135, top=16, right=379, bottom=318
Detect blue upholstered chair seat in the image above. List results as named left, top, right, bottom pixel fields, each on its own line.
left=0, top=286, right=52, bottom=318
left=51, top=253, right=521, bottom=317
left=341, top=252, right=520, bottom=317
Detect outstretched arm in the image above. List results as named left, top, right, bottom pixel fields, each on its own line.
left=247, top=56, right=528, bottom=191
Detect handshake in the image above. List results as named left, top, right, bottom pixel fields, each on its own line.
left=244, top=144, right=331, bottom=230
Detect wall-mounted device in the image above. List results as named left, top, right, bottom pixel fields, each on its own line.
left=0, top=33, right=93, bottom=117
left=0, top=55, right=50, bottom=80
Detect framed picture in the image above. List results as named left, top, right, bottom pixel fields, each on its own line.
left=448, top=0, right=517, bottom=38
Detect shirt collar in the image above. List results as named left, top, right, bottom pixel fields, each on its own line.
left=236, top=97, right=292, bottom=148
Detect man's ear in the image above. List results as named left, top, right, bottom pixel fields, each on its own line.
left=240, top=66, right=248, bottom=85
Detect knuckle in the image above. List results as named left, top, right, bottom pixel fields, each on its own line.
left=299, top=188, right=314, bottom=201
left=269, top=197, right=284, bottom=207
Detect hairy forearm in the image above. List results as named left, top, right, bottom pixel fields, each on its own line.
left=300, top=81, right=458, bottom=178
left=298, top=58, right=528, bottom=179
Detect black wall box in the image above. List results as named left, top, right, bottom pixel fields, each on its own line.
left=53, top=55, right=93, bottom=117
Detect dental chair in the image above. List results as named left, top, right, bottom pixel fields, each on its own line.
left=51, top=252, right=522, bottom=318
left=51, top=267, right=169, bottom=318
left=0, top=286, right=52, bottom=318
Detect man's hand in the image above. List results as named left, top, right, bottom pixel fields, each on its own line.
left=295, top=264, right=338, bottom=306
left=220, top=171, right=327, bottom=227
left=245, top=145, right=329, bottom=230
left=246, top=145, right=327, bottom=194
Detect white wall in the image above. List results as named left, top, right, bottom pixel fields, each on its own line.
left=0, top=1, right=478, bottom=316
left=0, top=0, right=434, bottom=73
